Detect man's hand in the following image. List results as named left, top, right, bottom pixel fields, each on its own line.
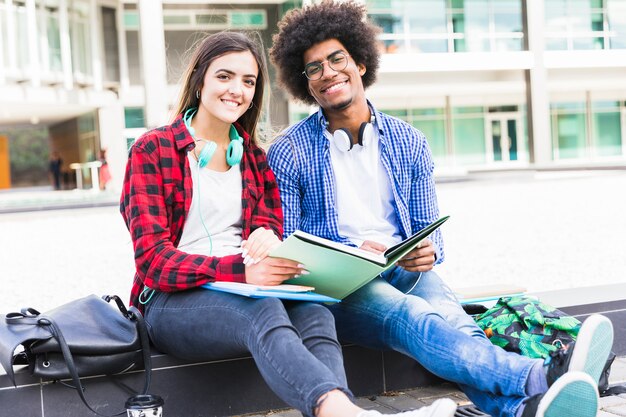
left=360, top=240, right=387, bottom=255
left=245, top=257, right=307, bottom=286
left=241, top=228, right=282, bottom=266
left=396, top=239, right=435, bottom=272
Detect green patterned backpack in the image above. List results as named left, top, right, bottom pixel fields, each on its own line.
left=474, top=296, right=581, bottom=359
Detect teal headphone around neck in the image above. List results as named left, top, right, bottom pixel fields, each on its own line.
left=183, top=108, right=244, bottom=167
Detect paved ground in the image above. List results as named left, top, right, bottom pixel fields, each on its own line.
left=241, top=378, right=626, bottom=417
left=1, top=169, right=625, bottom=416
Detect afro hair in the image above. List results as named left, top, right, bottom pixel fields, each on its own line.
left=269, top=0, right=381, bottom=105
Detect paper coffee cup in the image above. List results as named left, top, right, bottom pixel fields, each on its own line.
left=125, top=394, right=164, bottom=417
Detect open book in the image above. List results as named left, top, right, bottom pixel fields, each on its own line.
left=269, top=216, right=449, bottom=300
left=202, top=282, right=340, bottom=303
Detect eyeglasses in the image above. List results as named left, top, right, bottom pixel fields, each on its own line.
left=302, top=51, right=350, bottom=81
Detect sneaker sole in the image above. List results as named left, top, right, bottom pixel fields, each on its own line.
left=428, top=398, right=457, bottom=417
left=568, top=314, right=614, bottom=383
left=537, top=372, right=598, bottom=417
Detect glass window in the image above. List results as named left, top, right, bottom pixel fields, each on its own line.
left=451, top=0, right=464, bottom=8
left=385, top=109, right=408, bottom=118
left=452, top=106, right=483, bottom=114
left=280, top=0, right=303, bottom=17
left=0, top=4, right=9, bottom=68
left=16, top=4, right=29, bottom=71
left=382, top=107, right=448, bottom=161
left=125, top=108, right=145, bottom=129
left=369, top=0, right=393, bottom=7
left=195, top=13, right=228, bottom=25
left=569, top=0, right=594, bottom=30
left=407, top=0, right=446, bottom=33
left=69, top=1, right=92, bottom=77
left=163, top=14, right=192, bottom=25
left=572, top=37, right=598, bottom=50
left=101, top=7, right=120, bottom=83
left=412, top=118, right=446, bottom=159
left=412, top=108, right=444, bottom=116
left=464, top=0, right=490, bottom=52
left=411, top=39, right=448, bottom=53
left=544, top=0, right=567, bottom=32
left=607, top=0, right=626, bottom=48
left=592, top=101, right=622, bottom=156
left=369, top=0, right=522, bottom=53
left=231, top=11, right=266, bottom=28
left=78, top=112, right=96, bottom=133
left=493, top=0, right=522, bottom=33
left=551, top=102, right=587, bottom=159
left=46, top=11, right=62, bottom=72
left=370, top=13, right=402, bottom=35
left=124, top=11, right=139, bottom=29
left=453, top=118, right=486, bottom=164
left=545, top=0, right=615, bottom=50
left=126, top=30, right=142, bottom=85
left=451, top=12, right=467, bottom=52
left=289, top=111, right=310, bottom=124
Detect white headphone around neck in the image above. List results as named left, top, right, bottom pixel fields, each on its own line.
left=330, top=114, right=376, bottom=152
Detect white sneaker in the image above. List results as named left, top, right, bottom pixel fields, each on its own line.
left=358, top=398, right=457, bottom=417
left=521, top=372, right=599, bottom=417
left=568, top=314, right=614, bottom=383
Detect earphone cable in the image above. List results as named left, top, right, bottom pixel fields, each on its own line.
left=196, top=161, right=214, bottom=256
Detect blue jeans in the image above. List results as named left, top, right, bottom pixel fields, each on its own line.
left=144, top=288, right=351, bottom=416
left=328, top=267, right=542, bottom=417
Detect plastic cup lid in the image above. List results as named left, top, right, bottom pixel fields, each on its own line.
left=125, top=394, right=164, bottom=409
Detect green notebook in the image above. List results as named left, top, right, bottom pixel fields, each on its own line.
left=270, top=216, right=449, bottom=300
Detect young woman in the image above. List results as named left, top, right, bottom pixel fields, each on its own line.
left=120, top=31, right=456, bottom=417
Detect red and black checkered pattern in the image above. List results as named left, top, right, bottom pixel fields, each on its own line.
left=120, top=114, right=283, bottom=311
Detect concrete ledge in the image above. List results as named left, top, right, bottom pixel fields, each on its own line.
left=0, top=346, right=441, bottom=417
left=2, top=298, right=623, bottom=416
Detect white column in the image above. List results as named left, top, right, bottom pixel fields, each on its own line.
left=0, top=3, right=5, bottom=83
left=25, top=0, right=40, bottom=86
left=89, top=0, right=102, bottom=90
left=138, top=0, right=168, bottom=128
left=36, top=1, right=50, bottom=76
left=4, top=0, right=17, bottom=73
left=58, top=0, right=73, bottom=89
left=525, top=0, right=552, bottom=165
left=116, top=0, right=130, bottom=91
left=97, top=103, right=125, bottom=193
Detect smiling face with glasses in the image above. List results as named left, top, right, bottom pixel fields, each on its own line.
left=302, top=51, right=350, bottom=81
left=302, top=39, right=368, bottom=115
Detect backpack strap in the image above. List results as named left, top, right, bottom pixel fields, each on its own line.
left=601, top=385, right=626, bottom=397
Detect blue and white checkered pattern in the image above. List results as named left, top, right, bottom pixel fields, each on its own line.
left=267, top=102, right=444, bottom=263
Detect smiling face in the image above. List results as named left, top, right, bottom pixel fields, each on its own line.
left=303, top=39, right=367, bottom=113
left=197, top=50, right=258, bottom=126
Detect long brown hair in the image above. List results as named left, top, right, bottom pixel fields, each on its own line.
left=174, top=31, right=267, bottom=143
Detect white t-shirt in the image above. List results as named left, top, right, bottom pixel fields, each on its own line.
left=178, top=154, right=243, bottom=257
left=326, top=127, right=402, bottom=249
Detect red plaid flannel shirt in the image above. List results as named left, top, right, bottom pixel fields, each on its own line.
left=120, top=115, right=283, bottom=310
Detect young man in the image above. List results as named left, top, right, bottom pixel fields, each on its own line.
left=267, top=2, right=614, bottom=417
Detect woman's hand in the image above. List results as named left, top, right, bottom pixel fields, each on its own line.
left=241, top=228, right=282, bottom=266
left=245, top=257, right=307, bottom=286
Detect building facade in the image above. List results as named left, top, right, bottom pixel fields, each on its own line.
left=1, top=0, right=625, bottom=191
left=358, top=0, right=626, bottom=171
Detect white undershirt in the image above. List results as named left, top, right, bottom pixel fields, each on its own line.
left=326, top=128, right=402, bottom=249
left=178, top=153, right=243, bottom=257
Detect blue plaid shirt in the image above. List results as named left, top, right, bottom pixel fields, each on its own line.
left=267, top=103, right=444, bottom=263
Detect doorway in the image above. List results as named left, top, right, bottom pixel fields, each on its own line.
left=486, top=113, right=523, bottom=163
